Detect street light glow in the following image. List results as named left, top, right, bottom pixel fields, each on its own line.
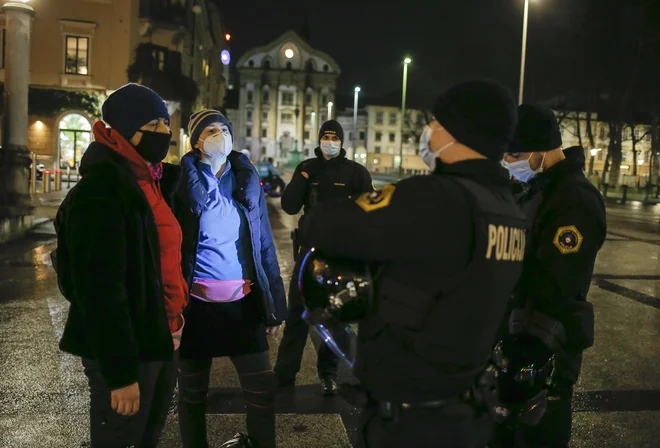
left=285, top=49, right=294, bottom=59
left=311, top=112, right=316, bottom=116
left=590, top=148, right=601, bottom=157
left=225, top=33, right=231, bottom=41
left=220, top=50, right=231, bottom=65
left=328, top=102, right=333, bottom=107
left=355, top=87, right=361, bottom=92
left=404, top=57, right=412, bottom=64
left=638, top=159, right=645, bottom=165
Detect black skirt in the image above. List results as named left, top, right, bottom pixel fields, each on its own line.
left=178, top=291, right=268, bottom=360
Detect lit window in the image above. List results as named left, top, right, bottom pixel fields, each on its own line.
left=152, top=48, right=166, bottom=71
left=202, top=59, right=210, bottom=78
left=65, top=36, right=89, bottom=75
left=282, top=92, right=294, bottom=105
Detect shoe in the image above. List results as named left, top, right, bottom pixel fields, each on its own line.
left=320, top=378, right=338, bottom=396
left=275, top=375, right=295, bottom=390
left=220, top=432, right=255, bottom=447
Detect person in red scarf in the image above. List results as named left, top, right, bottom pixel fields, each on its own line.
left=55, top=83, right=188, bottom=447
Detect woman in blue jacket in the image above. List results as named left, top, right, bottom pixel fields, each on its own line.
left=167, top=110, right=286, bottom=448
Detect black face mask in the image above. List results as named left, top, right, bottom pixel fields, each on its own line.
left=134, top=130, right=172, bottom=164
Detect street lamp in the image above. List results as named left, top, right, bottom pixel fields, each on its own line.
left=327, top=101, right=333, bottom=120
left=399, top=57, right=412, bottom=176
left=310, top=112, right=317, bottom=152
left=518, top=0, right=531, bottom=104
left=353, top=87, right=361, bottom=160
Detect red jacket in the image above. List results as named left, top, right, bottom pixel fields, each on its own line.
left=93, top=122, right=188, bottom=332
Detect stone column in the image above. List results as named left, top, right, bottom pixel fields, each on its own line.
left=0, top=1, right=35, bottom=243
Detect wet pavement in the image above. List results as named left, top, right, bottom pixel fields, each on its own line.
left=0, top=190, right=659, bottom=447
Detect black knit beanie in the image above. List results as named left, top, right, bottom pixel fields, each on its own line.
left=431, top=80, right=517, bottom=161
left=510, top=104, right=562, bottom=153
left=102, top=83, right=169, bottom=140
left=319, top=120, right=344, bottom=145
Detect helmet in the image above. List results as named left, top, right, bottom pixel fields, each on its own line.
left=492, top=333, right=555, bottom=427
left=220, top=433, right=254, bottom=448
left=298, top=249, right=373, bottom=367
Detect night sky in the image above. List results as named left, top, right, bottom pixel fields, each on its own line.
left=217, top=0, right=596, bottom=110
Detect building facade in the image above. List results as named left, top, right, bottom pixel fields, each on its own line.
left=362, top=105, right=428, bottom=174
left=0, top=0, right=227, bottom=171
left=557, top=111, right=657, bottom=186
left=233, top=30, right=340, bottom=164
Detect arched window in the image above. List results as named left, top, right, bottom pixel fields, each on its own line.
left=248, top=60, right=254, bottom=67
left=263, top=59, right=271, bottom=69
left=323, top=64, right=329, bottom=72
left=58, top=113, right=92, bottom=169
left=305, top=60, right=315, bottom=72
left=286, top=61, right=292, bottom=70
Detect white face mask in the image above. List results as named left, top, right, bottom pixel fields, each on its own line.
left=420, top=125, right=455, bottom=170
left=504, top=152, right=546, bottom=183
left=320, top=140, right=341, bottom=158
left=200, top=129, right=232, bottom=161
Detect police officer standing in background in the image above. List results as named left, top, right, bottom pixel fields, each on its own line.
left=301, top=80, right=526, bottom=447
left=274, top=120, right=373, bottom=395
left=493, top=104, right=607, bottom=447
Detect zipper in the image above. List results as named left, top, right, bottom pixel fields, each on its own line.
left=238, top=203, right=276, bottom=319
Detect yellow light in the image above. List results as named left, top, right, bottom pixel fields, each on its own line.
left=35, top=120, right=43, bottom=129
left=621, top=165, right=630, bottom=170
left=225, top=33, right=231, bottom=41
left=285, top=49, right=294, bottom=59
left=404, top=57, right=412, bottom=64
left=638, top=159, right=644, bottom=165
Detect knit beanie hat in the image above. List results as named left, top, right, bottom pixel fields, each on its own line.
left=188, top=109, right=233, bottom=149
left=431, top=80, right=517, bottom=161
left=319, top=120, right=344, bottom=145
left=102, top=83, right=169, bottom=139
left=510, top=104, right=563, bottom=153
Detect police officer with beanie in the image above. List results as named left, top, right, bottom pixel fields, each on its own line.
left=492, top=104, right=606, bottom=448
left=274, top=119, right=373, bottom=395
left=300, top=80, right=526, bottom=447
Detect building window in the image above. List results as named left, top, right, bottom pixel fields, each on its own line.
left=246, top=126, right=252, bottom=137
left=321, top=94, right=328, bottom=105
left=65, top=36, right=89, bottom=75
left=286, top=61, right=292, bottom=70
left=359, top=131, right=365, bottom=140
left=282, top=92, right=294, bottom=105
left=248, top=60, right=254, bottom=67
left=262, top=128, right=267, bottom=138
left=150, top=47, right=166, bottom=71
left=375, top=146, right=381, bottom=154
left=247, top=111, right=252, bottom=121
left=389, top=132, right=395, bottom=143
left=247, top=91, right=253, bottom=104
left=262, top=111, right=268, bottom=121
left=597, top=150, right=603, bottom=161
left=376, top=112, right=383, bottom=125
left=320, top=113, right=327, bottom=123
left=304, top=131, right=310, bottom=140
left=389, top=112, right=397, bottom=125
left=263, top=90, right=270, bottom=104
left=375, top=132, right=382, bottom=142
left=305, top=93, right=312, bottom=106
left=403, top=133, right=409, bottom=142
left=646, top=132, right=652, bottom=142
left=599, top=126, right=605, bottom=140
left=58, top=113, right=92, bottom=169
left=202, top=59, right=210, bottom=78
left=323, top=64, right=329, bottom=72
left=281, top=112, right=293, bottom=124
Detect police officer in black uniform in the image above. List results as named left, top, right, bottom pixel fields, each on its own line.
left=274, top=120, right=373, bottom=395
left=300, top=80, right=526, bottom=447
left=493, top=104, right=607, bottom=448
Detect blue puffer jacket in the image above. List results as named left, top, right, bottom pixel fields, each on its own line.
left=163, top=150, right=287, bottom=326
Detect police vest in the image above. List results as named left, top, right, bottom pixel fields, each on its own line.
left=370, top=177, right=526, bottom=378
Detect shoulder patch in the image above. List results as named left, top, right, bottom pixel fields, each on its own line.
left=356, top=184, right=396, bottom=212
left=553, top=225, right=583, bottom=254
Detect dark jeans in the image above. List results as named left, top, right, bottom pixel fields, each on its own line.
left=82, top=358, right=176, bottom=448
left=177, top=351, right=276, bottom=448
left=360, top=402, right=492, bottom=448
left=274, top=269, right=338, bottom=383
left=490, top=386, right=573, bottom=448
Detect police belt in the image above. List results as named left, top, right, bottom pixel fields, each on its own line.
left=375, top=391, right=473, bottom=421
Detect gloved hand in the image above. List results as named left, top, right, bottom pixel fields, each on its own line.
left=172, top=315, right=185, bottom=351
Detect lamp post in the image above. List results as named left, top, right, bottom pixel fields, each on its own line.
left=518, top=0, right=530, bottom=104
left=327, top=101, right=333, bottom=120
left=399, top=57, right=412, bottom=177
left=0, top=0, right=35, bottom=243
left=353, top=86, right=361, bottom=160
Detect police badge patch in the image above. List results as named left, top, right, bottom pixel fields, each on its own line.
left=553, top=225, right=583, bottom=254
left=356, top=184, right=396, bottom=212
